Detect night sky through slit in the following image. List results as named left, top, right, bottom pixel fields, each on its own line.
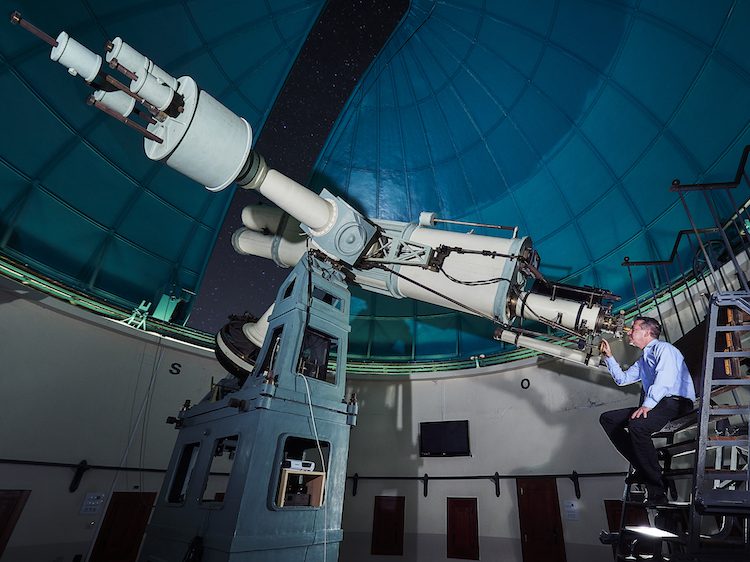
left=188, top=0, right=408, bottom=333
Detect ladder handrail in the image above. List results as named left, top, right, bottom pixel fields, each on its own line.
left=621, top=228, right=719, bottom=267
left=670, top=145, right=750, bottom=192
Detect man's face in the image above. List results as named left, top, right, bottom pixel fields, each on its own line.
left=628, top=320, right=651, bottom=349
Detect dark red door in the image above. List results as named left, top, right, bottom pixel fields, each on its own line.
left=447, top=497, right=479, bottom=560
left=371, top=495, right=405, bottom=555
left=0, top=490, right=30, bottom=556
left=90, top=491, right=156, bottom=562
left=516, top=478, right=566, bottom=562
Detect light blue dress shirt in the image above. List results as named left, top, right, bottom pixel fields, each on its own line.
left=604, top=339, right=696, bottom=408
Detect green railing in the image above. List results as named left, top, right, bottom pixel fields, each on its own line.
left=0, top=254, right=215, bottom=348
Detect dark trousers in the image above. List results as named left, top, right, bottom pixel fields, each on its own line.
left=599, top=397, right=693, bottom=487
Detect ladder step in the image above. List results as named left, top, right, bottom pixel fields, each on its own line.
left=708, top=405, right=750, bottom=415
left=714, top=324, right=750, bottom=332
left=661, top=438, right=749, bottom=457
left=657, top=405, right=747, bottom=437
left=652, top=411, right=698, bottom=436
left=659, top=439, right=697, bottom=457
left=710, top=378, right=750, bottom=385
left=649, top=501, right=691, bottom=510
left=696, top=489, right=750, bottom=514
left=662, top=468, right=693, bottom=479
left=705, top=437, right=749, bottom=447
left=700, top=469, right=750, bottom=481
left=710, top=384, right=743, bottom=397
left=711, top=351, right=750, bottom=358
left=622, top=525, right=682, bottom=541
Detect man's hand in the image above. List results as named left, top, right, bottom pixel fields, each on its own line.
left=600, top=339, right=613, bottom=357
left=631, top=406, right=651, bottom=419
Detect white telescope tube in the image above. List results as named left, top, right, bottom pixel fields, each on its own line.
left=496, top=330, right=607, bottom=371
left=242, top=305, right=274, bottom=347
left=92, top=90, right=136, bottom=117
left=232, top=229, right=273, bottom=259
left=274, top=234, right=307, bottom=266
left=232, top=227, right=307, bottom=267
left=106, top=37, right=147, bottom=74
left=106, top=37, right=178, bottom=89
left=233, top=216, right=529, bottom=324
left=50, top=32, right=101, bottom=82
left=383, top=225, right=529, bottom=324
left=147, top=65, right=179, bottom=91
left=130, top=70, right=175, bottom=111
left=252, top=170, right=336, bottom=234
left=241, top=205, right=286, bottom=233
left=516, top=292, right=604, bottom=334
left=144, top=77, right=252, bottom=191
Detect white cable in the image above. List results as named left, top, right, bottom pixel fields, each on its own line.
left=297, top=373, right=328, bottom=562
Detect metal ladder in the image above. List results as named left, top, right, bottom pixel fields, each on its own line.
left=687, top=292, right=750, bottom=557
left=603, top=299, right=750, bottom=560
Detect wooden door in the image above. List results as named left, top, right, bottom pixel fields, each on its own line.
left=371, top=495, right=405, bottom=555
left=516, top=478, right=566, bottom=562
left=447, top=497, right=479, bottom=560
left=90, top=491, right=156, bottom=562
left=0, top=490, right=30, bottom=556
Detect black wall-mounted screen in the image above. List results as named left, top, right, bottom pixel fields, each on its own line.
left=419, top=420, right=471, bottom=457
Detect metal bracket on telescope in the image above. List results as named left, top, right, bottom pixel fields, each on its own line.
left=362, top=234, right=434, bottom=269
left=419, top=211, right=519, bottom=238
left=299, top=189, right=378, bottom=266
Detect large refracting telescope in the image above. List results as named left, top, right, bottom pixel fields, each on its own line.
left=228, top=170, right=625, bottom=372
left=11, top=14, right=636, bottom=562
left=12, top=13, right=626, bottom=373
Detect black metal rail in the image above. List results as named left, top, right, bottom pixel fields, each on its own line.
left=346, top=469, right=627, bottom=499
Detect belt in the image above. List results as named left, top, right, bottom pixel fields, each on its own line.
left=666, top=395, right=693, bottom=404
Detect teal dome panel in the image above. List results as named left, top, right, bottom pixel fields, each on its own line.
left=312, top=0, right=750, bottom=361
left=0, top=0, right=325, bottom=319
left=3, top=0, right=749, bottom=366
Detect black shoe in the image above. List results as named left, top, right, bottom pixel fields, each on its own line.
left=599, top=530, right=619, bottom=545
left=645, top=484, right=668, bottom=507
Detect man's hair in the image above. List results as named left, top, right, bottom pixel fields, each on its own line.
left=634, top=316, right=661, bottom=339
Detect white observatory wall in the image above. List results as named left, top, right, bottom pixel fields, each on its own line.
left=0, top=276, right=643, bottom=562
left=341, top=356, right=640, bottom=562
left=0, top=277, right=221, bottom=561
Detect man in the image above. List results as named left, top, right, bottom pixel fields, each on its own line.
left=599, top=316, right=696, bottom=504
